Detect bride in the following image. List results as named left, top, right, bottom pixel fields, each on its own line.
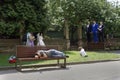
left=37, top=32, right=46, bottom=46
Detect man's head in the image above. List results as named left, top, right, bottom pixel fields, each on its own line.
left=36, top=50, right=43, bottom=56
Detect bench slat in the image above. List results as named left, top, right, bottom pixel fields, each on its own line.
left=18, top=57, right=66, bottom=61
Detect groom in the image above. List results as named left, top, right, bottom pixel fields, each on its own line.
left=92, top=20, right=99, bottom=43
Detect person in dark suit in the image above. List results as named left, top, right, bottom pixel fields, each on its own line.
left=92, top=20, right=99, bottom=43
left=98, top=21, right=104, bottom=42
left=86, top=21, right=92, bottom=42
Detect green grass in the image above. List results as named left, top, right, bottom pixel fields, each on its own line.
left=0, top=51, right=120, bottom=67
left=0, top=53, right=15, bottom=67
left=65, top=51, right=120, bottom=62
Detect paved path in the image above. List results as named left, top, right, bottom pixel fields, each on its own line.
left=0, top=61, right=120, bottom=80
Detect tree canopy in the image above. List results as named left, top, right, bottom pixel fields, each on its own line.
left=0, top=0, right=120, bottom=38
left=0, top=0, right=49, bottom=38
left=47, top=0, right=120, bottom=38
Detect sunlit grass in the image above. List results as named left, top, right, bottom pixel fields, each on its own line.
left=0, top=51, right=120, bottom=67
left=65, top=51, right=120, bottom=63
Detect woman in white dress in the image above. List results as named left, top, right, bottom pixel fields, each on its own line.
left=26, top=32, right=35, bottom=47
left=37, top=33, right=46, bottom=46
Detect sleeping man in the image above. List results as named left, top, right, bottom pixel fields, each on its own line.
left=35, top=49, right=69, bottom=58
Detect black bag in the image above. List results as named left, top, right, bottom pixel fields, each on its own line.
left=22, top=33, right=27, bottom=42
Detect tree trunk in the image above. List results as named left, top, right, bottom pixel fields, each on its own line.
left=77, top=22, right=83, bottom=47
left=64, top=19, right=70, bottom=50
left=19, top=20, right=25, bottom=43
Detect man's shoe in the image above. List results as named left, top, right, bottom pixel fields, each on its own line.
left=65, top=55, right=69, bottom=58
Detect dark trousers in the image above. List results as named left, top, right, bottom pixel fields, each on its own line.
left=98, top=32, right=104, bottom=42
left=87, top=32, right=91, bottom=42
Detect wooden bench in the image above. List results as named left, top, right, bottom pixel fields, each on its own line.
left=87, top=42, right=105, bottom=50
left=15, top=45, right=68, bottom=71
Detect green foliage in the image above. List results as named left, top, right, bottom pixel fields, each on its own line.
left=47, top=0, right=120, bottom=37
left=0, top=0, right=120, bottom=38
left=0, top=0, right=49, bottom=38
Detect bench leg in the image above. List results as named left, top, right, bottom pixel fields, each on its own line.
left=15, top=61, right=17, bottom=68
left=57, top=59, right=60, bottom=66
left=16, top=60, right=22, bottom=71
left=64, top=58, right=66, bottom=68
left=19, top=61, right=22, bottom=71
left=60, top=58, right=66, bottom=68
left=15, top=60, right=19, bottom=71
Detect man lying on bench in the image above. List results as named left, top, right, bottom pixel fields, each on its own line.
left=35, top=49, right=69, bottom=58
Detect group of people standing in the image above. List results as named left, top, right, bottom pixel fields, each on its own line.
left=86, top=20, right=104, bottom=43
left=25, top=32, right=46, bottom=47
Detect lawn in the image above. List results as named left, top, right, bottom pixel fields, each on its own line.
left=65, top=51, right=120, bottom=62
left=0, top=51, right=120, bottom=67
